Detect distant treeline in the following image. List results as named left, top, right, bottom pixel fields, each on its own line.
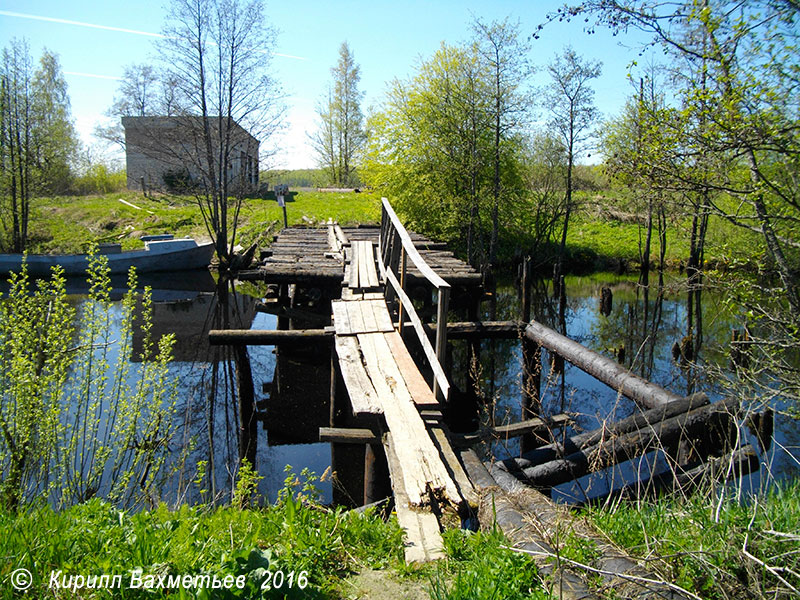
left=260, top=168, right=362, bottom=189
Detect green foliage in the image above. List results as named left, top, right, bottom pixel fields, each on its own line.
left=428, top=529, right=551, bottom=600
left=0, top=251, right=177, bottom=509
left=71, top=163, right=128, bottom=195
left=362, top=27, right=532, bottom=268
left=0, top=469, right=406, bottom=599
left=232, top=460, right=263, bottom=510
left=587, top=481, right=800, bottom=599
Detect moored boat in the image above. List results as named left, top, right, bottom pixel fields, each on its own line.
left=0, top=237, right=215, bottom=277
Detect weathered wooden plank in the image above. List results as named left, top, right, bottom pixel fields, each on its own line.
left=319, top=427, right=380, bottom=444
left=383, top=432, right=444, bottom=563
left=334, top=224, right=349, bottom=247
left=340, top=287, right=362, bottom=301
left=327, top=224, right=338, bottom=252
left=334, top=335, right=382, bottom=416
left=429, top=426, right=478, bottom=507
left=359, top=298, right=379, bottom=334
left=383, top=330, right=439, bottom=410
left=345, top=299, right=367, bottom=334
left=331, top=300, right=352, bottom=335
left=358, top=332, right=462, bottom=507
left=209, top=328, right=332, bottom=345
left=368, top=299, right=396, bottom=332
left=385, top=267, right=450, bottom=401
left=348, top=245, right=360, bottom=288
left=452, top=413, right=573, bottom=446
left=381, top=198, right=450, bottom=291
left=362, top=241, right=380, bottom=288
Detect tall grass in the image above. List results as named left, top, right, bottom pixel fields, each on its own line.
left=586, top=479, right=800, bottom=599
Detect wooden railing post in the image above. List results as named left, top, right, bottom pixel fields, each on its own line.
left=433, top=286, right=449, bottom=401
left=398, top=247, right=407, bottom=335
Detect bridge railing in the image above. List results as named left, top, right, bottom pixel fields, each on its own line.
left=378, top=197, right=450, bottom=401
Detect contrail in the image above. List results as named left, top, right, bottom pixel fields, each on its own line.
left=0, top=10, right=308, bottom=60
left=0, top=10, right=166, bottom=38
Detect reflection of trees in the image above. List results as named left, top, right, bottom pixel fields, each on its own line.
left=176, top=277, right=258, bottom=504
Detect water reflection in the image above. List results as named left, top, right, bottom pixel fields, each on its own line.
left=464, top=272, right=799, bottom=502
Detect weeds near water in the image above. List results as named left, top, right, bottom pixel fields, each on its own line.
left=586, top=478, right=800, bottom=599
left=0, top=468, right=407, bottom=599
left=426, top=529, right=552, bottom=600
left=0, top=251, right=178, bottom=510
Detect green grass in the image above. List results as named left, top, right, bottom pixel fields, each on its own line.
left=0, top=466, right=556, bottom=600
left=585, top=480, right=800, bottom=599
left=427, top=529, right=552, bottom=600
left=0, top=471, right=405, bottom=599
left=20, top=188, right=768, bottom=275
left=24, top=190, right=381, bottom=254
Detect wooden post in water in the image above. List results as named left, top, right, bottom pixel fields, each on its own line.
left=363, top=442, right=391, bottom=505
left=521, top=255, right=532, bottom=324
left=234, top=345, right=257, bottom=467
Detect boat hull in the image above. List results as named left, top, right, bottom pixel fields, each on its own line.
left=0, top=240, right=216, bottom=277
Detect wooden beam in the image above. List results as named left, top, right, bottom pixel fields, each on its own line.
left=334, top=335, right=382, bottom=416
left=520, top=397, right=739, bottom=490
left=209, top=328, right=332, bottom=345
left=383, top=432, right=445, bottom=563
left=453, top=414, right=572, bottom=446
left=319, top=427, right=380, bottom=444
left=525, top=320, right=683, bottom=409
left=504, top=393, right=709, bottom=472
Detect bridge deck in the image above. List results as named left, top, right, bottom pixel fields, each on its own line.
left=239, top=225, right=482, bottom=287
left=332, top=237, right=473, bottom=562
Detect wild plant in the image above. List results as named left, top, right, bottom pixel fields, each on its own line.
left=0, top=251, right=178, bottom=510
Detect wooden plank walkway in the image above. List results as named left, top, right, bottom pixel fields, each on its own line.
left=330, top=230, right=471, bottom=562
left=239, top=225, right=482, bottom=287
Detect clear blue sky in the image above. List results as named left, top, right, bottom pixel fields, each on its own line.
left=0, top=0, right=655, bottom=170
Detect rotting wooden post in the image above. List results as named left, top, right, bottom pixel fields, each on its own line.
left=398, top=247, right=407, bottom=335
left=364, top=442, right=391, bottom=505
left=520, top=335, right=542, bottom=454
left=434, top=286, right=450, bottom=402
left=600, top=286, right=613, bottom=316
left=521, top=255, right=532, bottom=324
left=234, top=345, right=257, bottom=466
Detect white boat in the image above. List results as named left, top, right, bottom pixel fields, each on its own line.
left=0, top=237, right=215, bottom=277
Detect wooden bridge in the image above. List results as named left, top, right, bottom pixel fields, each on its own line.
left=212, top=197, right=765, bottom=595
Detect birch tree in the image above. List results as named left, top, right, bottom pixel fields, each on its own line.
left=157, top=0, right=285, bottom=266
left=0, top=41, right=77, bottom=252
left=545, top=46, right=601, bottom=281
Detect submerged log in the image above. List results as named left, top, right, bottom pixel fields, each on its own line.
left=573, top=444, right=760, bottom=507
left=503, top=393, right=709, bottom=472
left=525, top=321, right=683, bottom=408
left=520, top=397, right=740, bottom=490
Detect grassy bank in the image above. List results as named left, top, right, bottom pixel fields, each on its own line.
left=0, top=485, right=549, bottom=599
left=25, top=190, right=382, bottom=254
left=20, top=190, right=765, bottom=274
left=584, top=480, right=800, bottom=599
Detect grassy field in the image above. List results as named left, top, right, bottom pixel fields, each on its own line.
left=25, top=190, right=382, bottom=254
left=0, top=475, right=550, bottom=600
left=20, top=189, right=764, bottom=275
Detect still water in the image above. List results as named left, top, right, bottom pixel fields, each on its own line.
left=6, top=269, right=798, bottom=507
